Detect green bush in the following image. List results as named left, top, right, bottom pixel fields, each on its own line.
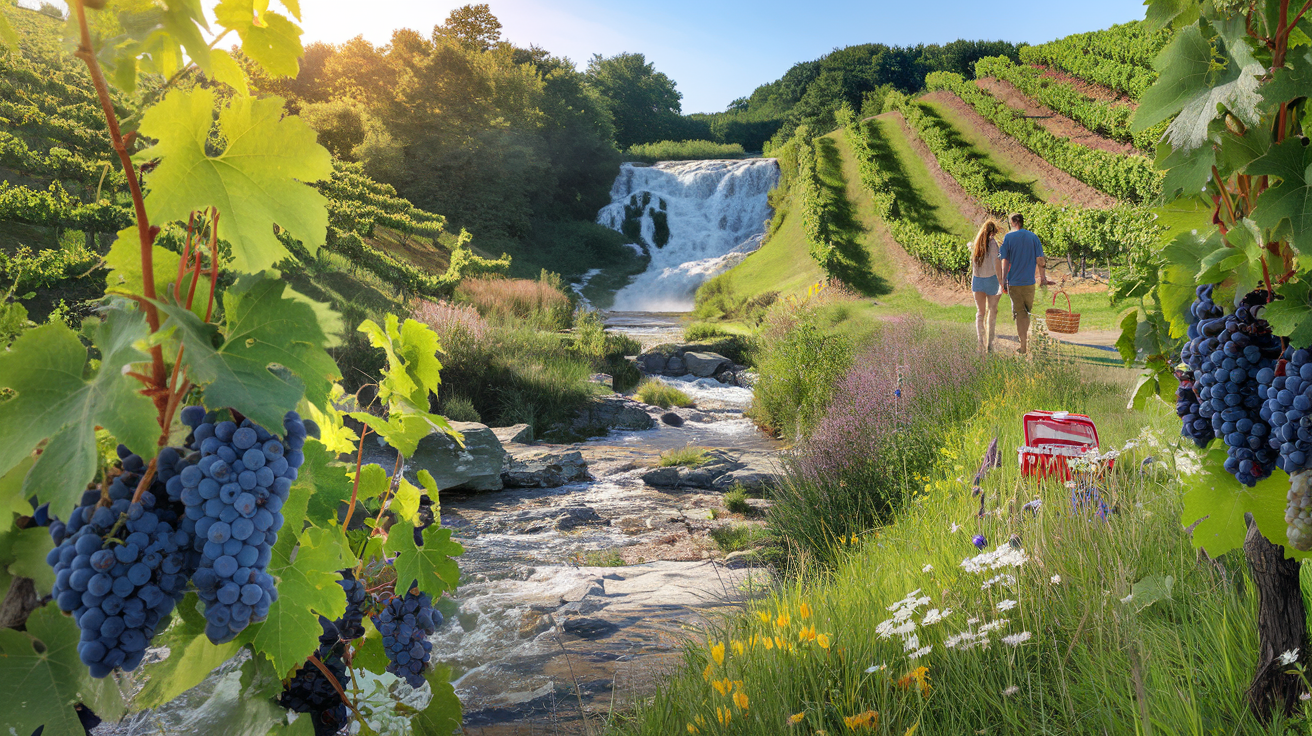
left=440, top=395, right=481, bottom=423
left=625, top=139, right=747, bottom=162
left=684, top=321, right=729, bottom=342
left=708, top=524, right=767, bottom=553
left=636, top=378, right=695, bottom=410
left=722, top=486, right=752, bottom=514
left=659, top=445, right=710, bottom=468
left=748, top=312, right=854, bottom=440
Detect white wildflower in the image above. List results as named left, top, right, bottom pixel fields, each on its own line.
left=1279, top=649, right=1300, bottom=666
left=907, top=645, right=932, bottom=660
left=996, top=599, right=1018, bottom=612
left=1301, top=692, right=1310, bottom=702
left=979, top=619, right=1009, bottom=634
left=950, top=523, right=961, bottom=533
left=891, top=621, right=917, bottom=637
left=922, top=563, right=934, bottom=573
left=865, top=663, right=887, bottom=674
left=875, top=619, right=896, bottom=639
left=1050, top=574, right=1061, bottom=584
left=1002, top=631, right=1032, bottom=647
left=886, top=589, right=923, bottom=612
left=960, top=544, right=1028, bottom=574
left=1002, top=685, right=1019, bottom=696
left=903, top=634, right=920, bottom=653
left=944, top=634, right=964, bottom=649
left=922, top=608, right=950, bottom=626
left=1120, top=592, right=1134, bottom=604
left=967, top=617, right=979, bottom=625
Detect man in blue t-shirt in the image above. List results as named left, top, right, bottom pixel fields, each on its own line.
left=999, top=213, right=1052, bottom=355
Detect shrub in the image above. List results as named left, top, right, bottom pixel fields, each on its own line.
left=659, top=445, right=710, bottom=468
left=748, top=308, right=854, bottom=440
left=636, top=379, right=694, bottom=410
left=440, top=395, right=481, bottom=423
left=625, top=140, right=746, bottom=162
left=685, top=321, right=729, bottom=342
left=456, top=271, right=573, bottom=330
left=723, top=486, right=752, bottom=514
left=770, top=318, right=989, bottom=563
left=709, top=524, right=768, bottom=553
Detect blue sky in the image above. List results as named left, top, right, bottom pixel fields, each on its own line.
left=294, top=0, right=1151, bottom=113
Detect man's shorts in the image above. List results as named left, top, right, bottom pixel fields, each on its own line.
left=1009, top=284, right=1036, bottom=320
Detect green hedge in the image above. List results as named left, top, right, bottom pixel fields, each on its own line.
left=792, top=130, right=842, bottom=276
left=1017, top=24, right=1161, bottom=100
left=923, top=72, right=1162, bottom=203
left=0, top=180, right=130, bottom=232
left=973, top=56, right=1167, bottom=152
left=886, top=91, right=1161, bottom=266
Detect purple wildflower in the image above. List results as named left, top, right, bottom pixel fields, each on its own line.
left=972, top=534, right=987, bottom=550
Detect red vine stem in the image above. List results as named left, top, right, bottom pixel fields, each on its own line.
left=343, top=427, right=371, bottom=529
left=69, top=0, right=167, bottom=414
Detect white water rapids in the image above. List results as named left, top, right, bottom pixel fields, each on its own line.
left=598, top=158, right=779, bottom=312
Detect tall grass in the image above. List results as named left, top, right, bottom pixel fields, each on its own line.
left=748, top=296, right=856, bottom=440
left=635, top=378, right=694, bottom=409
left=615, top=358, right=1312, bottom=735
left=456, top=271, right=573, bottom=330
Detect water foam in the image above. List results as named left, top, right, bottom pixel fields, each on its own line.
left=598, top=159, right=779, bottom=311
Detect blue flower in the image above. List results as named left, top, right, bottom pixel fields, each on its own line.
left=972, top=534, right=987, bottom=550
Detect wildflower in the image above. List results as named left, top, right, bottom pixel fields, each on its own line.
left=967, top=617, right=979, bottom=625
left=892, top=621, right=916, bottom=637
left=798, top=624, right=817, bottom=642
left=865, top=662, right=887, bottom=674
left=789, top=711, right=806, bottom=724
left=922, top=608, right=949, bottom=625
left=733, top=690, right=749, bottom=712
left=775, top=635, right=787, bottom=650
left=972, top=534, right=987, bottom=549
left=908, top=645, right=931, bottom=659
left=960, top=543, right=1028, bottom=573
left=950, top=523, right=961, bottom=533
left=1302, top=692, right=1311, bottom=702
left=732, top=640, right=745, bottom=656
left=711, top=678, right=733, bottom=696
left=687, top=723, right=698, bottom=734
left=1050, top=574, right=1061, bottom=584
left=756, top=610, right=771, bottom=624
left=922, top=563, right=933, bottom=572
left=703, top=663, right=712, bottom=681
left=903, top=634, right=920, bottom=652
left=887, top=589, right=923, bottom=611
left=1279, top=649, right=1300, bottom=666
left=710, top=641, right=725, bottom=666
left=800, top=601, right=813, bottom=620
left=775, top=611, right=791, bottom=628
left=897, top=666, right=932, bottom=696
left=1002, top=685, right=1019, bottom=697
left=763, top=636, right=774, bottom=650
left=996, top=599, right=1017, bottom=612
left=1002, top=631, right=1032, bottom=647
left=875, top=619, right=896, bottom=638
left=843, top=710, right=879, bottom=730
left=1120, top=592, right=1134, bottom=604
left=979, top=619, right=1009, bottom=633
left=716, top=706, right=731, bottom=725
left=817, top=633, right=831, bottom=649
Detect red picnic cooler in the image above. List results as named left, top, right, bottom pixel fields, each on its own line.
left=1018, top=411, right=1105, bottom=482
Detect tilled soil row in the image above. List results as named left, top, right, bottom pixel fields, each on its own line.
left=1032, top=64, right=1136, bottom=106
left=975, top=77, right=1138, bottom=156
left=919, top=90, right=1119, bottom=210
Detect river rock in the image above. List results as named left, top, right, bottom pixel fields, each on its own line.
left=666, top=355, right=685, bottom=374
left=685, top=352, right=731, bottom=377
left=491, top=424, right=534, bottom=445
left=660, top=412, right=684, bottom=427
left=636, top=351, right=669, bottom=374
left=372, top=421, right=507, bottom=492
left=641, top=467, right=681, bottom=487
left=569, top=396, right=655, bottom=435
left=502, top=451, right=592, bottom=488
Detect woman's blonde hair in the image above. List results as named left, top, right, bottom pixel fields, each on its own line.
left=972, top=220, right=999, bottom=266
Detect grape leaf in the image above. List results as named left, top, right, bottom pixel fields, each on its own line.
left=213, top=0, right=303, bottom=78
left=351, top=616, right=390, bottom=674
left=412, top=664, right=462, bottom=736
left=301, top=440, right=355, bottom=528
left=384, top=523, right=463, bottom=599
left=105, top=227, right=213, bottom=318
left=1247, top=137, right=1312, bottom=253
left=135, top=87, right=332, bottom=273
left=1180, top=446, right=1311, bottom=559
left=392, top=476, right=421, bottom=526
left=348, top=411, right=439, bottom=458
left=1116, top=309, right=1139, bottom=365
left=99, top=0, right=214, bottom=93
left=0, top=456, right=34, bottom=519
left=1264, top=280, right=1312, bottom=347
left=210, top=48, right=250, bottom=96
left=0, top=605, right=127, bottom=736
left=244, top=525, right=355, bottom=676
left=0, top=526, right=55, bottom=593
left=0, top=312, right=158, bottom=517
left=157, top=273, right=341, bottom=431
left=136, top=593, right=242, bottom=708
left=302, top=387, right=358, bottom=455
left=1143, top=0, right=1199, bottom=31
left=359, top=316, right=443, bottom=410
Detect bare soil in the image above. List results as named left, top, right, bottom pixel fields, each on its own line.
left=1032, top=64, right=1136, bottom=106
left=919, top=90, right=1119, bottom=210
left=976, top=77, right=1138, bottom=156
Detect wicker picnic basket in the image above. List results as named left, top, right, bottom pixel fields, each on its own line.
left=1045, top=291, right=1080, bottom=334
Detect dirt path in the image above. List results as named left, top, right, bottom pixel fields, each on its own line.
left=975, top=77, right=1138, bottom=156
left=1033, top=64, right=1135, bottom=106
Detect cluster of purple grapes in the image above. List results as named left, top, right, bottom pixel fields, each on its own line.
left=374, top=586, right=442, bottom=687
left=280, top=572, right=370, bottom=735
left=176, top=407, right=309, bottom=644
left=45, top=446, right=195, bottom=678
left=1178, top=284, right=1225, bottom=447
left=1182, top=291, right=1283, bottom=485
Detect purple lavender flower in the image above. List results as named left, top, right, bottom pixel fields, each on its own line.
left=972, top=534, right=987, bottom=550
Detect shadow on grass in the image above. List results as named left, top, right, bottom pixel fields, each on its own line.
left=916, top=102, right=1043, bottom=200
left=863, top=121, right=959, bottom=237
left=814, top=136, right=891, bottom=298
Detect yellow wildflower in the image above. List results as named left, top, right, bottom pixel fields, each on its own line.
left=798, top=624, right=817, bottom=642
left=774, top=635, right=786, bottom=650
left=775, top=611, right=791, bottom=628
left=710, top=641, right=725, bottom=666
left=799, top=601, right=813, bottom=620
left=703, top=664, right=713, bottom=682
left=686, top=723, right=698, bottom=734
left=756, top=610, right=771, bottom=624
left=789, top=711, right=806, bottom=724
left=843, top=710, right=879, bottom=731
left=733, top=690, right=749, bottom=712
left=716, top=706, right=731, bottom=725
left=711, top=678, right=733, bottom=696
left=897, top=666, right=931, bottom=697
left=903, top=722, right=920, bottom=736
left=764, top=636, right=775, bottom=650
left=733, top=680, right=744, bottom=690
left=732, top=640, right=745, bottom=656
left=817, top=633, right=831, bottom=649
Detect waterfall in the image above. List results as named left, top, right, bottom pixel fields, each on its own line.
left=597, top=158, right=780, bottom=312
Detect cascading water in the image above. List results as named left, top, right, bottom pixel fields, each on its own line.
left=598, top=158, right=779, bottom=312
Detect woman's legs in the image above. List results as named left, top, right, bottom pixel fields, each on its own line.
left=974, top=291, right=988, bottom=353
left=986, top=293, right=1001, bottom=352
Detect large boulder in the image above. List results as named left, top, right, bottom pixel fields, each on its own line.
left=569, top=397, right=655, bottom=436
left=502, top=451, right=592, bottom=488
left=405, top=422, right=507, bottom=492
left=684, top=352, right=731, bottom=377
left=636, top=352, right=669, bottom=375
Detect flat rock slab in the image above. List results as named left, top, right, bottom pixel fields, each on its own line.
left=684, top=351, right=731, bottom=377
left=364, top=421, right=507, bottom=493
left=491, top=424, right=534, bottom=445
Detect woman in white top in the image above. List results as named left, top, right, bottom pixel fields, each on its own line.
left=970, top=220, right=1004, bottom=353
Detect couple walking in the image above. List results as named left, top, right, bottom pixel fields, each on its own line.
left=970, top=213, right=1051, bottom=354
